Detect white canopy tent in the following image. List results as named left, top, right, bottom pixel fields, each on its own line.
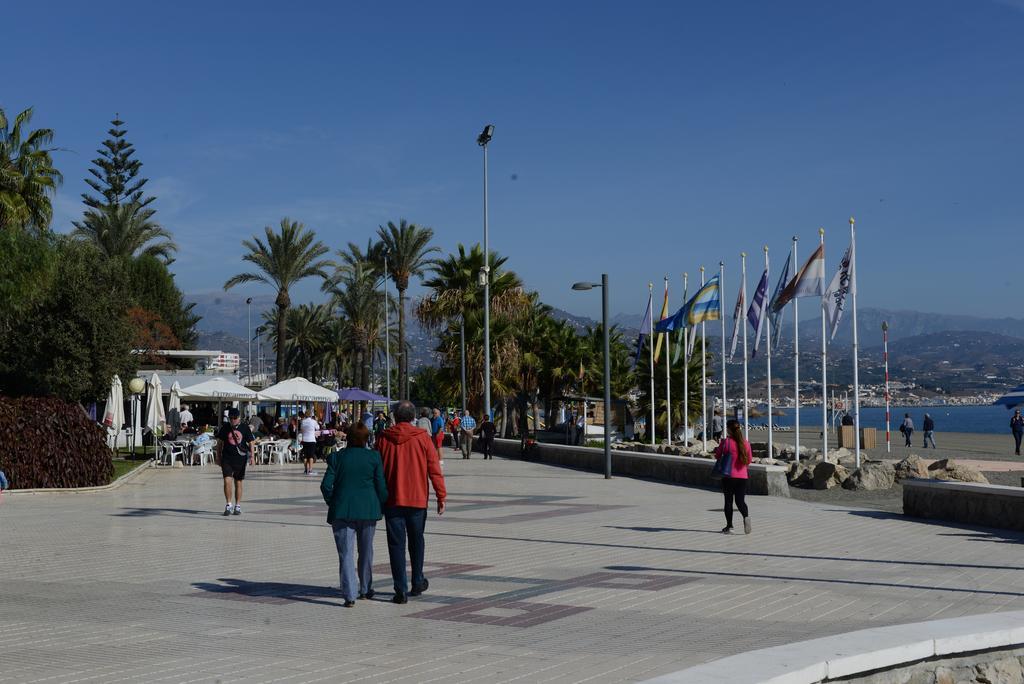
left=179, top=377, right=259, bottom=402
left=258, top=377, right=337, bottom=404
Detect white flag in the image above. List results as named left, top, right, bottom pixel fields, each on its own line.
left=727, top=288, right=743, bottom=361
left=824, top=244, right=853, bottom=341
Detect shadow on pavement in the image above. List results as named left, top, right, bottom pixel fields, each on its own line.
left=604, top=526, right=721, bottom=534
left=192, top=578, right=343, bottom=607
left=824, top=508, right=1024, bottom=544
left=429, top=530, right=1024, bottom=572
left=603, top=565, right=1024, bottom=598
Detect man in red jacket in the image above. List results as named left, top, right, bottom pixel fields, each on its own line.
left=376, top=400, right=447, bottom=604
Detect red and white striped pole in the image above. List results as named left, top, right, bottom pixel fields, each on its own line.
left=882, top=321, right=891, bottom=454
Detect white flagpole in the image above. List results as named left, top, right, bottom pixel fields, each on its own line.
left=700, top=266, right=707, bottom=452
left=850, top=216, right=861, bottom=468
left=720, top=261, right=727, bottom=432
left=682, top=272, right=689, bottom=449
left=792, top=236, right=800, bottom=463
left=648, top=282, right=656, bottom=446
left=664, top=276, right=672, bottom=445
left=741, top=252, right=749, bottom=435
left=764, top=245, right=773, bottom=461
left=883, top=321, right=891, bottom=454
left=819, top=228, right=828, bottom=463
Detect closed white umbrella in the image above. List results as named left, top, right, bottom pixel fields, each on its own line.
left=145, top=372, right=166, bottom=435
left=168, top=381, right=182, bottom=413
left=102, top=375, right=125, bottom=449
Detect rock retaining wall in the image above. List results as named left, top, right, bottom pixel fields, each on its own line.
left=903, top=479, right=1024, bottom=531
left=491, top=439, right=790, bottom=497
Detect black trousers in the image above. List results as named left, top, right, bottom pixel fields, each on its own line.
left=722, top=477, right=749, bottom=528
left=1014, top=431, right=1023, bottom=454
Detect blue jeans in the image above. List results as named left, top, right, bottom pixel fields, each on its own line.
left=384, top=506, right=427, bottom=594
left=331, top=520, right=377, bottom=601
left=923, top=430, right=936, bottom=449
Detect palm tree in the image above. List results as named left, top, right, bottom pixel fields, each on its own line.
left=0, top=107, right=62, bottom=233
left=325, top=259, right=384, bottom=414
left=417, top=243, right=529, bottom=416
left=375, top=219, right=440, bottom=399
left=224, top=218, right=330, bottom=383
left=284, top=303, right=329, bottom=380
left=71, top=202, right=176, bottom=262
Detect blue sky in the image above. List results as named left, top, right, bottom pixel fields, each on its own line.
left=8, top=0, right=1024, bottom=321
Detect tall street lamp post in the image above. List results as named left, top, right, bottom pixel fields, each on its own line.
left=477, top=123, right=494, bottom=419
left=382, top=249, right=392, bottom=403
left=246, top=297, right=253, bottom=382
left=460, top=315, right=467, bottom=415
left=572, top=274, right=612, bottom=479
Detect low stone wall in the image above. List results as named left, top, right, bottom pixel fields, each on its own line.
left=491, top=439, right=790, bottom=497
left=903, top=479, right=1024, bottom=531
left=642, top=610, right=1024, bottom=684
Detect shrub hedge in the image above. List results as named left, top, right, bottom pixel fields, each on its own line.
left=0, top=395, right=114, bottom=489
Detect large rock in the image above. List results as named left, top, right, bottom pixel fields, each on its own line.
left=812, top=462, right=849, bottom=490
left=894, top=454, right=929, bottom=481
left=788, top=461, right=814, bottom=487
left=927, top=458, right=990, bottom=484
left=842, top=462, right=896, bottom=491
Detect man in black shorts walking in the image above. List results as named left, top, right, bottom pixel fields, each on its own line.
left=216, top=407, right=254, bottom=516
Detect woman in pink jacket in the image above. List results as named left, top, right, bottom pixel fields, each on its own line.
left=714, top=419, right=752, bottom=535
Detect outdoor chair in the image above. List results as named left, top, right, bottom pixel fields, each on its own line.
left=191, top=441, right=213, bottom=467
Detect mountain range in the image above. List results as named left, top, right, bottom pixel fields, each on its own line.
left=187, top=292, right=1024, bottom=392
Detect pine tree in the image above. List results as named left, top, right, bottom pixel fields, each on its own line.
left=77, top=115, right=154, bottom=213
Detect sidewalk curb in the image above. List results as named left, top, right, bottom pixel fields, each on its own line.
left=5, top=459, right=154, bottom=496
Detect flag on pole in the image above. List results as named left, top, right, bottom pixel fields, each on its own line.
left=727, top=287, right=744, bottom=361
left=672, top=280, right=688, bottom=365
left=653, top=280, right=670, bottom=363
left=746, top=269, right=769, bottom=357
left=631, top=291, right=653, bottom=371
left=773, top=243, right=825, bottom=311
left=824, top=243, right=853, bottom=342
left=686, top=275, right=721, bottom=325
left=768, top=252, right=791, bottom=349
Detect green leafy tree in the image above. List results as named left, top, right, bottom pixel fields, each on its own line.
left=325, top=260, right=383, bottom=400
left=224, top=218, right=330, bottom=383
left=375, top=219, right=439, bottom=399
left=72, top=202, right=177, bottom=262
left=120, top=255, right=199, bottom=348
left=0, top=229, right=57, bottom=319
left=634, top=333, right=706, bottom=439
left=0, top=239, right=136, bottom=403
left=0, top=107, right=62, bottom=233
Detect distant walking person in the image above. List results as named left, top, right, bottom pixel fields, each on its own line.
left=711, top=411, right=724, bottom=441
left=430, top=408, right=445, bottom=459
left=922, top=414, right=936, bottom=449
left=321, top=422, right=388, bottom=607
left=460, top=411, right=476, bottom=459
left=300, top=411, right=320, bottom=475
left=715, top=419, right=752, bottom=535
left=376, top=400, right=447, bottom=604
left=901, top=414, right=914, bottom=447
left=477, top=415, right=496, bottom=460
left=1011, top=409, right=1024, bottom=456
left=575, top=412, right=586, bottom=445
left=216, top=408, right=254, bottom=516
left=416, top=408, right=432, bottom=434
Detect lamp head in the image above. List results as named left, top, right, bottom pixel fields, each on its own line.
left=128, top=377, right=146, bottom=395
left=882, top=321, right=889, bottom=331
left=477, top=124, right=494, bottom=146
left=246, top=297, right=252, bottom=305
left=571, top=282, right=596, bottom=291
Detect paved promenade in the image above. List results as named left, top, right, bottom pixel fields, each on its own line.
left=3, top=451, right=1024, bottom=683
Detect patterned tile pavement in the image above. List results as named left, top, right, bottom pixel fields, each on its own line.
left=2, top=448, right=1024, bottom=683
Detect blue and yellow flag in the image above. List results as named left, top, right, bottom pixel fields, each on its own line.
left=686, top=275, right=721, bottom=325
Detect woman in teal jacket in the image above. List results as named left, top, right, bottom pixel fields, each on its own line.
left=321, top=422, right=388, bottom=606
